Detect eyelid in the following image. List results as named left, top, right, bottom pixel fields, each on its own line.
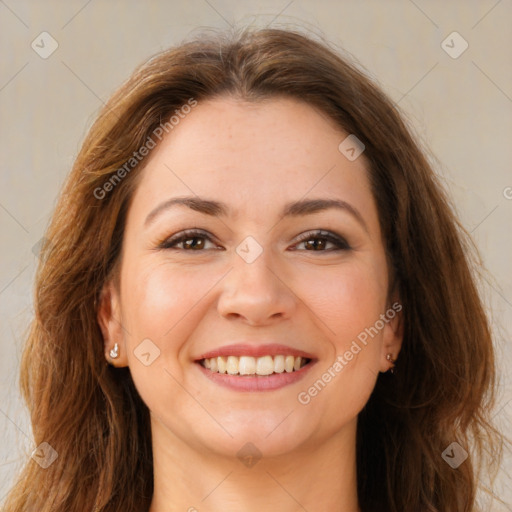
left=157, top=228, right=351, bottom=252
left=156, top=228, right=220, bottom=250
left=292, top=229, right=351, bottom=251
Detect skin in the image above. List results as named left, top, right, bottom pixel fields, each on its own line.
left=98, top=96, right=403, bottom=512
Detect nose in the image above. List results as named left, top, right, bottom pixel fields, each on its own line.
left=216, top=244, right=297, bottom=326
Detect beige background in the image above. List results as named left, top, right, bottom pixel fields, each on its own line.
left=1, top=0, right=511, bottom=508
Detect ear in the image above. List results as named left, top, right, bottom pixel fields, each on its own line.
left=379, top=292, right=404, bottom=373
left=97, top=280, right=129, bottom=367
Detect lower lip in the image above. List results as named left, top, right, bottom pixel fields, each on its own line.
left=195, top=360, right=316, bottom=391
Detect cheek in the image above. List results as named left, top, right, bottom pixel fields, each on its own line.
left=118, top=261, right=209, bottom=413
left=314, top=261, right=388, bottom=404
left=122, top=261, right=207, bottom=338
left=295, top=259, right=387, bottom=410
left=297, top=258, right=388, bottom=350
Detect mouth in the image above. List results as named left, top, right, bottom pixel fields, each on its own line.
left=194, top=344, right=317, bottom=391
left=198, top=354, right=312, bottom=376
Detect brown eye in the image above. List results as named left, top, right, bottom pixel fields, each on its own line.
left=293, top=230, right=351, bottom=252
left=179, top=237, right=206, bottom=250
left=159, top=229, right=219, bottom=251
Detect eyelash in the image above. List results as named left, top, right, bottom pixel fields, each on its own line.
left=157, top=228, right=351, bottom=253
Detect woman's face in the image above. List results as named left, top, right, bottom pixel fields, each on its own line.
left=99, top=96, right=402, bottom=458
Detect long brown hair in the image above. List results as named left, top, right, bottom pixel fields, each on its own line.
left=3, top=27, right=504, bottom=512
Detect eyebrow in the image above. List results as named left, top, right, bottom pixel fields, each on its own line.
left=144, top=196, right=368, bottom=232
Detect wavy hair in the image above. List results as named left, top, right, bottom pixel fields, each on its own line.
left=3, top=27, right=504, bottom=511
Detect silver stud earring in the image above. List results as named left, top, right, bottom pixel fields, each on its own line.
left=109, top=343, right=119, bottom=359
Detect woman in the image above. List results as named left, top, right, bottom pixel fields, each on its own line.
left=3, top=27, right=504, bottom=511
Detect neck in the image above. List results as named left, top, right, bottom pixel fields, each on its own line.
left=149, top=416, right=361, bottom=512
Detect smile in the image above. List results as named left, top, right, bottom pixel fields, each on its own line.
left=200, top=355, right=311, bottom=376
left=194, top=343, right=316, bottom=391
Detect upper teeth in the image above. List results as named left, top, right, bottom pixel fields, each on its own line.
left=201, top=355, right=308, bottom=375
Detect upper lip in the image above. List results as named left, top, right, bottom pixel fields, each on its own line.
left=195, top=343, right=316, bottom=361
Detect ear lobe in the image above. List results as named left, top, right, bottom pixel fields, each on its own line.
left=97, top=281, right=128, bottom=367
left=380, top=300, right=404, bottom=373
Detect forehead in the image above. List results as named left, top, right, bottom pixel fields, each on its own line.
left=128, top=96, right=377, bottom=228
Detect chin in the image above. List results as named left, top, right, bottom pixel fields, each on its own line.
left=197, top=412, right=314, bottom=460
